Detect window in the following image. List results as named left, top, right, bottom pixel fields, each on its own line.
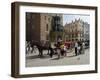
left=46, top=24, right=48, bottom=31
left=46, top=34, right=49, bottom=40
left=48, top=18, right=50, bottom=22
left=45, top=16, right=46, bottom=20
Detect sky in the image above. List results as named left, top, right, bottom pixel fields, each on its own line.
left=63, top=14, right=90, bottom=26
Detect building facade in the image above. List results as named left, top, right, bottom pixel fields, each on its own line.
left=83, top=22, right=90, bottom=41
left=64, top=19, right=89, bottom=42
left=26, top=13, right=41, bottom=42
left=26, top=13, right=63, bottom=42
left=40, top=13, right=52, bottom=41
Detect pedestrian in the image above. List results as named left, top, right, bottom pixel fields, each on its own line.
left=49, top=43, right=54, bottom=58
left=78, top=41, right=82, bottom=54
left=56, top=42, right=61, bottom=59
left=82, top=41, right=85, bottom=54
left=64, top=44, right=67, bottom=57
left=77, top=44, right=80, bottom=55
left=26, top=41, right=31, bottom=54
left=75, top=40, right=78, bottom=56
left=60, top=43, right=64, bottom=56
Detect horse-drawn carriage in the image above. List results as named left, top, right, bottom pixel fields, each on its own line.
left=26, top=40, right=68, bottom=59
left=64, top=41, right=74, bottom=49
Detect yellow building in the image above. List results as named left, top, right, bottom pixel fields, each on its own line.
left=64, top=19, right=84, bottom=41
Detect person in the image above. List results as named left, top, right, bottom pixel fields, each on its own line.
left=82, top=41, right=85, bottom=54
left=49, top=43, right=54, bottom=58
left=60, top=43, right=64, bottom=56
left=64, top=44, right=67, bottom=56
left=60, top=42, right=67, bottom=57
left=77, top=44, right=80, bottom=55
left=57, top=37, right=62, bottom=45
left=75, top=40, right=78, bottom=56
left=26, top=41, right=31, bottom=54
left=56, top=43, right=61, bottom=59
left=78, top=41, right=82, bottom=54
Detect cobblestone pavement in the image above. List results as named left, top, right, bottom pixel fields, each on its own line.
left=26, top=48, right=89, bottom=67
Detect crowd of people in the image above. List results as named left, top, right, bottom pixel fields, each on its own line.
left=52, top=38, right=86, bottom=59
left=74, top=40, right=85, bottom=56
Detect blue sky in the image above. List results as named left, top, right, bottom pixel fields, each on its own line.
left=63, top=14, right=90, bottom=26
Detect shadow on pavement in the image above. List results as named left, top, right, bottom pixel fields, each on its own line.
left=26, top=54, right=50, bottom=59
left=51, top=57, right=59, bottom=60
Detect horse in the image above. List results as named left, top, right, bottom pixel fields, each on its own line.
left=30, top=40, right=54, bottom=57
